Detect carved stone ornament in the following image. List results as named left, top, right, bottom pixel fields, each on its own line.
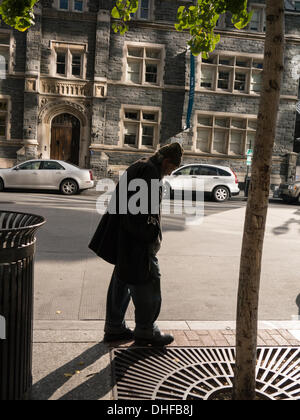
left=38, top=97, right=91, bottom=126
left=94, top=83, right=107, bottom=98
left=25, top=78, right=37, bottom=92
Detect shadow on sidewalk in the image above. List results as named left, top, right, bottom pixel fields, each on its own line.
left=32, top=342, right=112, bottom=400
left=32, top=340, right=152, bottom=400
left=272, top=208, right=300, bottom=235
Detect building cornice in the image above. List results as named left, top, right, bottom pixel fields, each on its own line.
left=128, top=20, right=300, bottom=44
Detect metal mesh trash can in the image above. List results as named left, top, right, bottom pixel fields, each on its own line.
left=0, top=211, right=45, bottom=400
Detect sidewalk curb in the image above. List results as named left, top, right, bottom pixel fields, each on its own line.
left=33, top=320, right=300, bottom=345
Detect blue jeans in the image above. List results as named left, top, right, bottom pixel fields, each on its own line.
left=104, top=255, right=162, bottom=338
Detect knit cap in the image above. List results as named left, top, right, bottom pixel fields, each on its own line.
left=157, top=142, right=184, bottom=166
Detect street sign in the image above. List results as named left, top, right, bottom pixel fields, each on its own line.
left=246, top=149, right=253, bottom=166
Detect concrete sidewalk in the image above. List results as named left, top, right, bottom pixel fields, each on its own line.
left=33, top=203, right=300, bottom=322
left=32, top=320, right=300, bottom=401
left=30, top=199, right=300, bottom=399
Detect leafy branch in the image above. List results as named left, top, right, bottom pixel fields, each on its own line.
left=111, top=0, right=253, bottom=56
left=111, top=0, right=139, bottom=35
left=0, top=0, right=38, bottom=32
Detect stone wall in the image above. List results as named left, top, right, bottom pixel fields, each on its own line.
left=0, top=0, right=299, bottom=187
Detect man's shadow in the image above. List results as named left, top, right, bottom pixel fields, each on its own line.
left=32, top=342, right=112, bottom=400
left=32, top=340, right=163, bottom=400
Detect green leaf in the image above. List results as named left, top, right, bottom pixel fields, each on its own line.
left=111, top=7, right=121, bottom=19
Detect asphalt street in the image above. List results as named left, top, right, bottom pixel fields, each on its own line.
left=0, top=188, right=299, bottom=322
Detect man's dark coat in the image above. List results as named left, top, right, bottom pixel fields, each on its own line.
left=89, top=156, right=162, bottom=284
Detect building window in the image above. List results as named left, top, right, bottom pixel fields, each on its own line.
left=122, top=107, right=160, bottom=149
left=195, top=112, right=257, bottom=156
left=199, top=52, right=263, bottom=95
left=0, top=32, right=11, bottom=78
left=57, top=0, right=85, bottom=12
left=250, top=72, right=262, bottom=93
left=0, top=101, right=8, bottom=138
left=71, top=53, right=82, bottom=76
left=132, top=0, right=153, bottom=20
left=200, top=68, right=214, bottom=89
left=51, top=42, right=86, bottom=79
left=295, top=1, right=300, bottom=11
left=126, top=44, right=164, bottom=86
left=56, top=52, right=66, bottom=75
left=216, top=14, right=226, bottom=29
left=59, top=0, right=69, bottom=10
left=74, top=0, right=83, bottom=11
left=249, top=5, right=266, bottom=32
left=217, top=70, right=232, bottom=90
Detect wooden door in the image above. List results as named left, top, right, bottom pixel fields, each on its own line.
left=51, top=114, right=80, bottom=165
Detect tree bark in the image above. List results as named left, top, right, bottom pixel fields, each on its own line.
left=233, top=0, right=285, bottom=401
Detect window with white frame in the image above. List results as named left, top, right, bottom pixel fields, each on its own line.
left=126, top=44, right=164, bottom=86
left=52, top=42, right=86, bottom=79
left=122, top=107, right=160, bottom=149
left=0, top=100, right=8, bottom=138
left=249, top=5, right=266, bottom=32
left=199, top=52, right=263, bottom=95
left=195, top=112, right=257, bottom=156
left=0, top=32, right=11, bottom=79
left=56, top=0, right=85, bottom=12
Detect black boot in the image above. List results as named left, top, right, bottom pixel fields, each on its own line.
left=134, top=331, right=174, bottom=347
left=103, top=328, right=134, bottom=343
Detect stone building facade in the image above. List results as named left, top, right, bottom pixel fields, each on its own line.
left=0, top=0, right=299, bottom=187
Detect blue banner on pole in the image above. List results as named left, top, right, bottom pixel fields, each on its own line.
left=186, top=52, right=195, bottom=129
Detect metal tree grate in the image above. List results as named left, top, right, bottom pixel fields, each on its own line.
left=111, top=347, right=300, bottom=400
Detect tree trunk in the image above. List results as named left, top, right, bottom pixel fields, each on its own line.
left=233, top=0, right=285, bottom=401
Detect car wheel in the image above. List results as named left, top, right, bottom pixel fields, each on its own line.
left=0, top=178, right=4, bottom=192
left=60, top=179, right=79, bottom=196
left=213, top=186, right=230, bottom=202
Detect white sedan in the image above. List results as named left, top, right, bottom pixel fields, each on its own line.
left=0, top=159, right=94, bottom=195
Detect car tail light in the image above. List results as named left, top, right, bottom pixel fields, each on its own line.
left=231, top=169, right=239, bottom=184
left=89, top=170, right=94, bottom=181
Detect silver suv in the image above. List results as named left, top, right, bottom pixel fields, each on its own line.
left=163, top=164, right=240, bottom=202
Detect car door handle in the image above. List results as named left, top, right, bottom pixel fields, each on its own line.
left=213, top=177, right=220, bottom=179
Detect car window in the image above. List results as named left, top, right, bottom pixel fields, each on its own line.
left=174, top=166, right=193, bottom=176
left=18, top=161, right=41, bottom=170
left=218, top=168, right=231, bottom=177
left=198, top=166, right=218, bottom=176
left=41, top=161, right=64, bottom=170
left=190, top=167, right=200, bottom=175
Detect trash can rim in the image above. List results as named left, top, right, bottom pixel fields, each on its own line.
left=0, top=210, right=46, bottom=233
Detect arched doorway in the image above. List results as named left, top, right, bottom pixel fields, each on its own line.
left=50, top=113, right=80, bottom=165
